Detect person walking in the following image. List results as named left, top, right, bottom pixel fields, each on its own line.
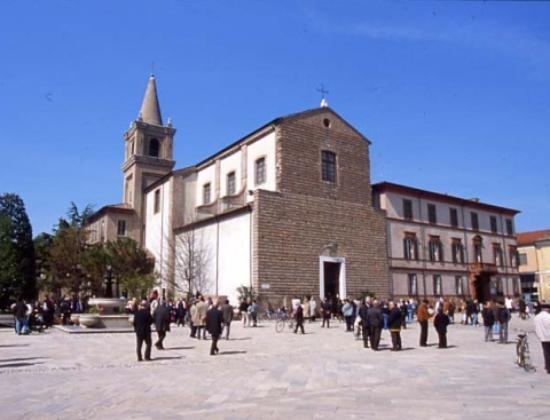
left=309, top=297, right=317, bottom=322
left=321, top=298, right=331, bottom=328
left=154, top=301, right=171, bottom=350
left=194, top=295, right=208, bottom=339
left=175, top=298, right=186, bottom=327
left=534, top=303, right=550, bottom=374
left=13, top=298, right=29, bottom=335
left=358, top=299, right=370, bottom=348
left=342, top=299, right=354, bottom=332
left=367, top=301, right=383, bottom=350
left=417, top=299, right=432, bottom=347
left=248, top=300, right=258, bottom=327
left=239, top=299, right=249, bottom=327
left=388, top=301, right=403, bottom=351
left=482, top=302, right=495, bottom=342
left=434, top=307, right=450, bottom=349
left=221, top=299, right=234, bottom=340
left=497, top=303, right=511, bottom=344
left=133, top=301, right=153, bottom=361
left=294, top=303, right=305, bottom=334
left=206, top=300, right=224, bottom=355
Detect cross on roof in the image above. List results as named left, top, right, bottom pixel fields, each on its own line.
left=317, top=84, right=329, bottom=108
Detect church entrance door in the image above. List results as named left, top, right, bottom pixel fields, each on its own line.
left=319, top=256, right=346, bottom=300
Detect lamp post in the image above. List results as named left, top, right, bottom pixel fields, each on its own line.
left=105, top=265, right=113, bottom=298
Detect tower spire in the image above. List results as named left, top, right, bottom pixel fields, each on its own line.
left=139, top=74, right=163, bottom=125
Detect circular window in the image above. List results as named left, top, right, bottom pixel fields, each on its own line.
left=323, top=118, right=331, bottom=128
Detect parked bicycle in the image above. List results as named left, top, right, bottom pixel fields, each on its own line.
left=275, top=311, right=295, bottom=333
left=516, top=332, right=536, bottom=372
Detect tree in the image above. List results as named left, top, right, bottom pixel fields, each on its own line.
left=174, top=230, right=212, bottom=296
left=46, top=202, right=93, bottom=296
left=0, top=194, right=36, bottom=303
left=0, top=215, right=18, bottom=308
left=105, top=237, right=156, bottom=299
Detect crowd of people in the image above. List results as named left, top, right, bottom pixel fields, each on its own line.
left=8, top=290, right=550, bottom=374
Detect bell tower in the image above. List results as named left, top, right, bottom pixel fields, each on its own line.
left=121, top=75, right=175, bottom=239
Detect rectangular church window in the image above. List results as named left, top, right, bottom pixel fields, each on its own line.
left=154, top=189, right=160, bottom=214
left=255, top=157, right=266, bottom=185
left=433, top=274, right=442, bottom=296
left=408, top=273, right=417, bottom=296
left=226, top=172, right=236, bottom=196
left=117, top=220, right=127, bottom=236
left=450, top=208, right=458, bottom=227
left=203, top=183, right=211, bottom=204
left=427, top=204, right=437, bottom=224
left=321, top=150, right=336, bottom=183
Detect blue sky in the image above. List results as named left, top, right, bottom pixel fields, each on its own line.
left=1, top=0, right=548, bottom=235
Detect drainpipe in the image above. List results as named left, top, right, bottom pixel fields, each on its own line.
left=418, top=194, right=427, bottom=298
left=215, top=220, right=219, bottom=296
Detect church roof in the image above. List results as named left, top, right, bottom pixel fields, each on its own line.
left=139, top=75, right=163, bottom=125
left=86, top=203, right=135, bottom=223
left=195, top=107, right=370, bottom=168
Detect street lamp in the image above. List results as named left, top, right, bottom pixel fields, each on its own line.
left=105, top=265, right=113, bottom=298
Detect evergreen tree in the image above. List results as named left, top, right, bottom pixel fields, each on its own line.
left=0, top=194, right=36, bottom=303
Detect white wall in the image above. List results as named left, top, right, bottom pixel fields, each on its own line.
left=145, top=177, right=172, bottom=291
left=174, top=211, right=251, bottom=304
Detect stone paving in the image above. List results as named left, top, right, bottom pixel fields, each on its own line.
left=1, top=316, right=549, bottom=419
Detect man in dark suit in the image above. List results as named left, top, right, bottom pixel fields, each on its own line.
left=367, top=301, right=383, bottom=350
left=154, top=301, right=171, bottom=350
left=294, top=303, right=305, bottom=334
left=358, top=299, right=370, bottom=348
left=133, top=301, right=153, bottom=361
left=206, top=300, right=224, bottom=355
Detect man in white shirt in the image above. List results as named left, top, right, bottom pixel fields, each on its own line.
left=534, top=303, right=550, bottom=374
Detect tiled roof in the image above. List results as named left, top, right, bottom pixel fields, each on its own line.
left=517, top=229, right=550, bottom=246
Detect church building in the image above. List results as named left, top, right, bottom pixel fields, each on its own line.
left=87, top=75, right=519, bottom=305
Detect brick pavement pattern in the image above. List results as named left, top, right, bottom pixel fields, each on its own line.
left=0, top=316, right=549, bottom=419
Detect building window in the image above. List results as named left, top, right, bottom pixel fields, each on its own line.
left=513, top=278, right=520, bottom=296
left=519, top=253, right=528, bottom=266
left=496, top=278, right=504, bottom=295
left=428, top=236, right=444, bottom=262
left=408, top=273, right=418, bottom=296
left=154, top=189, right=160, bottom=214
left=450, top=208, right=458, bottom=227
left=493, top=243, right=504, bottom=267
left=506, top=219, right=514, bottom=235
left=403, top=232, right=419, bottom=260
left=403, top=199, right=413, bottom=220
left=471, top=212, right=479, bottom=230
left=202, top=183, right=211, bottom=205
left=455, top=276, right=464, bottom=295
left=149, top=138, right=160, bottom=158
left=117, top=220, right=127, bottom=236
left=433, top=275, right=442, bottom=296
left=473, top=236, right=483, bottom=263
left=321, top=150, right=337, bottom=183
left=451, top=238, right=465, bottom=264
left=226, top=172, right=236, bottom=196
left=427, top=204, right=437, bottom=224
left=509, top=246, right=518, bottom=268
left=255, top=157, right=266, bottom=185
left=490, top=216, right=498, bottom=234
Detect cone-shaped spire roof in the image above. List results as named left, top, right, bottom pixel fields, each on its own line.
left=138, top=74, right=162, bottom=125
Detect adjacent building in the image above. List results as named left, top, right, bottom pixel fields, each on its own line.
left=517, top=229, right=550, bottom=303
left=372, top=182, right=520, bottom=303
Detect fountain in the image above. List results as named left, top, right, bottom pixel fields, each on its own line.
left=76, top=297, right=132, bottom=329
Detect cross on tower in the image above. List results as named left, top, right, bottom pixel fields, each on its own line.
left=317, top=84, right=329, bottom=107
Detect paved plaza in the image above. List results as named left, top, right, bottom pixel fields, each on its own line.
left=1, top=316, right=549, bottom=419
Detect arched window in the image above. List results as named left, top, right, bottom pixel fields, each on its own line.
left=149, top=138, right=160, bottom=158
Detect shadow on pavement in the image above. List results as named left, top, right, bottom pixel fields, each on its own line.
left=218, top=351, right=247, bottom=356
left=151, top=356, right=185, bottom=361
left=0, top=357, right=47, bottom=363
left=166, top=346, right=195, bottom=350
left=0, top=362, right=44, bottom=369
left=0, top=344, right=30, bottom=348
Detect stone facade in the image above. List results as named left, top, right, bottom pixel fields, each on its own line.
left=252, top=111, right=390, bottom=305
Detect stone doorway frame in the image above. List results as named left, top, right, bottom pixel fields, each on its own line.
left=319, top=256, right=346, bottom=300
